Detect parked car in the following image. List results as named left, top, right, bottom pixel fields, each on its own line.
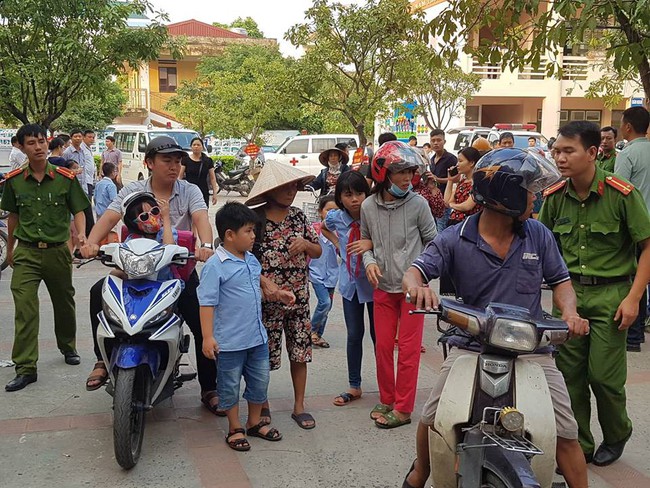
left=268, top=134, right=359, bottom=175
left=486, top=124, right=549, bottom=153
left=446, top=126, right=491, bottom=155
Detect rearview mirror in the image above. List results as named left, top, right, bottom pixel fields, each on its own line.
left=138, top=143, right=147, bottom=153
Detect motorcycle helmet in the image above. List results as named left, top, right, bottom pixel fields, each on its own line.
left=122, top=191, right=160, bottom=234
left=472, top=148, right=561, bottom=217
left=371, top=140, right=427, bottom=184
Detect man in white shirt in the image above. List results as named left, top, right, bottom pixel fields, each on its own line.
left=9, top=136, right=27, bottom=170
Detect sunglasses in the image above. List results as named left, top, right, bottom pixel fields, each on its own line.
left=133, top=206, right=160, bottom=223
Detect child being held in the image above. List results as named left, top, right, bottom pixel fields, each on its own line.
left=308, top=194, right=339, bottom=348
left=198, top=202, right=293, bottom=452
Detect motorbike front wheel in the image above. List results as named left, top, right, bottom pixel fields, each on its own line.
left=0, top=229, right=8, bottom=271
left=238, top=180, right=253, bottom=197
left=113, top=366, right=151, bottom=469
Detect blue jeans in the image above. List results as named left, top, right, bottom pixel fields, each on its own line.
left=217, top=343, right=269, bottom=411
left=436, top=207, right=451, bottom=233
left=311, top=282, right=335, bottom=337
left=342, top=293, right=375, bottom=389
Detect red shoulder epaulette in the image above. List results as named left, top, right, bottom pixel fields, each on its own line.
left=605, top=175, right=633, bottom=195
left=543, top=179, right=567, bottom=198
left=55, top=166, right=76, bottom=180
left=3, top=168, right=23, bottom=180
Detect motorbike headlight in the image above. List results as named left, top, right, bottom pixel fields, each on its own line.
left=102, top=301, right=122, bottom=325
left=499, top=407, right=525, bottom=432
left=119, top=248, right=164, bottom=278
left=488, top=319, right=538, bottom=352
left=145, top=306, right=173, bottom=328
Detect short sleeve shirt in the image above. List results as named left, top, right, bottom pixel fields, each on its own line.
left=181, top=154, right=214, bottom=196
left=538, top=166, right=650, bottom=277
left=256, top=206, right=319, bottom=308
left=107, top=178, right=207, bottom=231
left=430, top=150, right=458, bottom=193
left=412, top=214, right=569, bottom=318
left=324, top=208, right=374, bottom=303
left=449, top=178, right=482, bottom=222
left=0, top=163, right=90, bottom=243
left=197, top=246, right=267, bottom=352
left=62, top=145, right=87, bottom=187
left=308, top=223, right=339, bottom=289
left=101, top=148, right=122, bottom=166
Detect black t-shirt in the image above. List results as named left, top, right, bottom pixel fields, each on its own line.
left=430, top=150, right=458, bottom=193
left=181, top=154, right=213, bottom=197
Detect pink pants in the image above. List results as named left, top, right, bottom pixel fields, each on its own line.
left=373, top=289, right=424, bottom=413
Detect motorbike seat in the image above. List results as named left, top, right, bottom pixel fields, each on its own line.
left=228, top=168, right=247, bottom=177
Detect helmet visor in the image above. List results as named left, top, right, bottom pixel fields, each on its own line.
left=518, top=150, right=561, bottom=193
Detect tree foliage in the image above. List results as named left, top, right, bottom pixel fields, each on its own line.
left=212, top=17, right=264, bottom=38
left=426, top=0, right=650, bottom=104
left=167, top=44, right=298, bottom=142
left=50, top=80, right=127, bottom=133
left=0, top=0, right=182, bottom=129
left=286, top=0, right=424, bottom=145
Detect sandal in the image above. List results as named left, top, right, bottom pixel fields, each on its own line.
left=260, top=407, right=271, bottom=426
left=402, top=460, right=417, bottom=488
left=291, top=412, right=316, bottom=430
left=375, top=410, right=412, bottom=429
left=201, top=391, right=227, bottom=417
left=333, top=391, right=361, bottom=406
left=311, top=333, right=330, bottom=348
left=246, top=421, right=283, bottom=441
left=85, top=361, right=108, bottom=391
left=225, top=428, right=250, bottom=451
left=370, top=403, right=392, bottom=420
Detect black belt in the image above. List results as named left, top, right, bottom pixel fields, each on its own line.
left=18, top=240, right=66, bottom=249
left=569, top=273, right=633, bottom=286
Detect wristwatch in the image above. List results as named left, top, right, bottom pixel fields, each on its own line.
left=201, top=243, right=214, bottom=249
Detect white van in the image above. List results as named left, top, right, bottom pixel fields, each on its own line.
left=268, top=134, right=359, bottom=175
left=109, top=125, right=202, bottom=182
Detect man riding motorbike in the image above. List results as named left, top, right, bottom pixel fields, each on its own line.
left=401, top=148, right=590, bottom=488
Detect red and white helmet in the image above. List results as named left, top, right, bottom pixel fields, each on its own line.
left=371, top=141, right=426, bottom=183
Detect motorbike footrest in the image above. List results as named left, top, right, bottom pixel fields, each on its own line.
left=177, top=372, right=197, bottom=383
left=180, top=334, right=191, bottom=354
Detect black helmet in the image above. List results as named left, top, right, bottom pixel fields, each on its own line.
left=472, top=148, right=561, bottom=217
left=145, top=136, right=185, bottom=159
left=122, top=191, right=158, bottom=233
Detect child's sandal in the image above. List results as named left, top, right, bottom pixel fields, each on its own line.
left=225, top=428, right=250, bottom=451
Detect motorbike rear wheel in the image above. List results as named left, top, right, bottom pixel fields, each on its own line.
left=0, top=229, right=8, bottom=271
left=113, top=366, right=151, bottom=469
left=480, top=471, right=509, bottom=488
left=238, top=180, right=253, bottom=197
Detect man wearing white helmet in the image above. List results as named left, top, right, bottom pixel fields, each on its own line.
left=80, top=136, right=219, bottom=414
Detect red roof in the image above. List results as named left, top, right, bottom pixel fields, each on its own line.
left=166, top=19, right=248, bottom=39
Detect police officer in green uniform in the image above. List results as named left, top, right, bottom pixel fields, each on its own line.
left=595, top=125, right=617, bottom=173
left=539, top=121, right=650, bottom=467
left=0, top=124, right=90, bottom=392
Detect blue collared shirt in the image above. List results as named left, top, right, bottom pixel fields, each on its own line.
left=197, top=246, right=267, bottom=352
left=412, top=214, right=569, bottom=318
left=324, top=209, right=374, bottom=303
left=94, top=177, right=117, bottom=218
left=309, top=230, right=339, bottom=288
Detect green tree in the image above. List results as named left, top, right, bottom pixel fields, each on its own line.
left=427, top=0, right=650, bottom=105
left=0, top=0, right=182, bottom=129
left=212, top=17, right=264, bottom=38
left=51, top=80, right=127, bottom=132
left=168, top=44, right=298, bottom=142
left=286, top=0, right=424, bottom=145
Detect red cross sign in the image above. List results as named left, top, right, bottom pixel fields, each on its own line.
left=290, top=157, right=298, bottom=166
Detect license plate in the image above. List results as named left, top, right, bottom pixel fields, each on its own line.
left=248, top=174, right=255, bottom=181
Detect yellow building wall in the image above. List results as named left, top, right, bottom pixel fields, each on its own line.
left=148, top=59, right=199, bottom=115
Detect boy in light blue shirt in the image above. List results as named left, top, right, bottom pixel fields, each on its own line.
left=198, top=202, right=292, bottom=452
left=94, top=163, right=118, bottom=219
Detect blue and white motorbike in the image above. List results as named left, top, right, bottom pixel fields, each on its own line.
left=91, top=238, right=196, bottom=469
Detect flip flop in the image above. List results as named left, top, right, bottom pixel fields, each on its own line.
left=333, top=391, right=361, bottom=406
left=246, top=421, right=283, bottom=441
left=291, top=412, right=316, bottom=430
left=370, top=403, right=392, bottom=420
left=375, top=410, right=412, bottom=429
left=201, top=391, right=227, bottom=417
left=225, top=428, right=250, bottom=452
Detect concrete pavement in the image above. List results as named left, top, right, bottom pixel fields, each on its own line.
left=1, top=193, right=650, bottom=488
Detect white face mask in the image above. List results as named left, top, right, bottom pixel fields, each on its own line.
left=328, top=161, right=341, bottom=173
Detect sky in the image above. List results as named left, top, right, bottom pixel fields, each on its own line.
left=150, top=0, right=362, bottom=56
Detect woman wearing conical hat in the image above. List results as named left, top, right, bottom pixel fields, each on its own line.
left=246, top=161, right=323, bottom=430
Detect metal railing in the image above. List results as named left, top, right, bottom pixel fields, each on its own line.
left=472, top=58, right=502, bottom=79
left=561, top=56, right=589, bottom=81
left=125, top=88, right=148, bottom=111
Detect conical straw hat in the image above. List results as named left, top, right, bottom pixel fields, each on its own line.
left=245, top=160, right=315, bottom=207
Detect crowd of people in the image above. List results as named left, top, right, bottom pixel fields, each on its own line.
left=1, top=106, right=649, bottom=485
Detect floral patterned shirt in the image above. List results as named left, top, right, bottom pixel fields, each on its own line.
left=256, top=206, right=319, bottom=308
left=450, top=178, right=482, bottom=222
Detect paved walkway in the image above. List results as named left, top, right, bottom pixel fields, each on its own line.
left=1, top=194, right=650, bottom=488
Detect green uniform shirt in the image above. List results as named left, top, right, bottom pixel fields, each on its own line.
left=538, top=166, right=650, bottom=278
left=0, top=163, right=90, bottom=243
left=596, top=151, right=616, bottom=173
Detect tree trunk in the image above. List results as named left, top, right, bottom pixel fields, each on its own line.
left=638, top=58, right=650, bottom=108
left=356, top=123, right=367, bottom=147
